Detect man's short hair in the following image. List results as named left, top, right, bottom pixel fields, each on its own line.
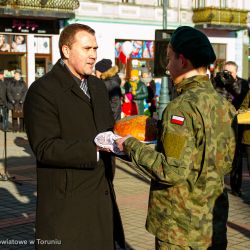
left=224, top=61, right=238, bottom=71
left=14, top=69, right=22, bottom=74
left=59, top=23, right=95, bottom=58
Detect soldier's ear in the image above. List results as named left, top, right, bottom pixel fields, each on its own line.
left=179, top=54, right=188, bottom=68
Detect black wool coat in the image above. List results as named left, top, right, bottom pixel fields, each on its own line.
left=23, top=60, right=125, bottom=250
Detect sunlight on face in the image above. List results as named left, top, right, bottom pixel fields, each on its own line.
left=166, top=46, right=182, bottom=84
left=64, top=31, right=98, bottom=79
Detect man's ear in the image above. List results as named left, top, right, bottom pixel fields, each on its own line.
left=62, top=45, right=70, bottom=59
left=179, top=54, right=188, bottom=67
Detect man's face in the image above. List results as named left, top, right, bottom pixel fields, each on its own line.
left=63, top=30, right=98, bottom=79
left=223, top=64, right=237, bottom=80
left=166, top=46, right=183, bottom=84
left=14, top=72, right=21, bottom=81
left=0, top=73, right=4, bottom=80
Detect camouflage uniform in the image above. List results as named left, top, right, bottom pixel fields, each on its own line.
left=124, top=75, right=236, bottom=249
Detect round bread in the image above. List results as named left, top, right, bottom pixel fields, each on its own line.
left=114, top=115, right=157, bottom=141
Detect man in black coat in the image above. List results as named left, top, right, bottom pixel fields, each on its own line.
left=7, top=69, right=27, bottom=132
left=24, top=23, right=125, bottom=250
left=0, top=69, right=9, bottom=179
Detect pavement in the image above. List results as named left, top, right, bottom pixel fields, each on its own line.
left=0, top=130, right=250, bottom=250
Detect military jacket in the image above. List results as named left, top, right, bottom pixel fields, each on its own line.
left=239, top=89, right=250, bottom=145
left=124, top=75, right=236, bottom=248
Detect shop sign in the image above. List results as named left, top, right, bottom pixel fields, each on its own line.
left=0, top=18, right=60, bottom=34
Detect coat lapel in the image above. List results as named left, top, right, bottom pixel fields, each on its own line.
left=88, top=76, right=114, bottom=132
left=71, top=84, right=91, bottom=105
left=52, top=60, right=91, bottom=105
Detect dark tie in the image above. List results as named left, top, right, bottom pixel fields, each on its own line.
left=80, top=79, right=90, bottom=99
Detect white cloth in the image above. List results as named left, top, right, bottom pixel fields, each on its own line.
left=94, top=131, right=124, bottom=155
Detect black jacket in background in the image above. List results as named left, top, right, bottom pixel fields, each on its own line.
left=100, top=65, right=122, bottom=121
left=0, top=78, right=8, bottom=107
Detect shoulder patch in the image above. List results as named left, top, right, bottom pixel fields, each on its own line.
left=163, top=133, right=186, bottom=159
left=170, top=115, right=185, bottom=125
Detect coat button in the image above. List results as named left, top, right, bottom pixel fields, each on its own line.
left=105, top=190, right=109, bottom=195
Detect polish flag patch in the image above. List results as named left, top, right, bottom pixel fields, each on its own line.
left=170, top=115, right=185, bottom=125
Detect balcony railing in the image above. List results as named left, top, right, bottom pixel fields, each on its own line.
left=0, top=0, right=80, bottom=19
left=0, top=0, right=79, bottom=11
left=192, top=7, right=248, bottom=29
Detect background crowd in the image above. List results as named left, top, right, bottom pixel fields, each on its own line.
left=1, top=45, right=249, bottom=201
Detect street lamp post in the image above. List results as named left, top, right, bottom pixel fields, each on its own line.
left=157, top=0, right=170, bottom=120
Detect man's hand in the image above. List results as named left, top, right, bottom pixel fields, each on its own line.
left=115, top=135, right=132, bottom=152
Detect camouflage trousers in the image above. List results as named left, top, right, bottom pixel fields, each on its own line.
left=155, top=238, right=227, bottom=250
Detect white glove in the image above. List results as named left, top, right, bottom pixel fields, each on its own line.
left=94, top=131, right=125, bottom=155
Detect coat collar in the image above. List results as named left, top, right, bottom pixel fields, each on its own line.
left=52, top=60, right=91, bottom=104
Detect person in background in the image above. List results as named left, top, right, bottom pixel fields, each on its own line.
left=211, top=67, right=241, bottom=104
left=129, top=69, right=148, bottom=115
left=121, top=92, right=138, bottom=118
left=23, top=23, right=125, bottom=250
left=7, top=69, right=27, bottom=132
left=0, top=69, right=10, bottom=179
left=221, top=61, right=249, bottom=197
left=140, top=66, right=156, bottom=117
left=95, top=58, right=122, bottom=121
left=223, top=61, right=249, bottom=110
left=116, top=26, right=236, bottom=250
left=0, top=69, right=8, bottom=129
left=118, top=72, right=128, bottom=96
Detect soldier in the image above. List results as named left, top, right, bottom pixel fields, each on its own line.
left=116, top=26, right=237, bottom=249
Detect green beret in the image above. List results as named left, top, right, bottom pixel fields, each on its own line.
left=170, top=26, right=216, bottom=67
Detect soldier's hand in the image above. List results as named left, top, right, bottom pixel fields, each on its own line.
left=115, top=135, right=132, bottom=152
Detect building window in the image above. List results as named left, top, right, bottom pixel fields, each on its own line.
left=212, top=43, right=227, bottom=72
left=193, top=0, right=205, bottom=8
left=115, top=39, right=154, bottom=79
left=0, top=33, right=27, bottom=83
left=122, top=0, right=135, bottom=3
left=34, top=36, right=52, bottom=79
left=220, top=0, right=227, bottom=8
